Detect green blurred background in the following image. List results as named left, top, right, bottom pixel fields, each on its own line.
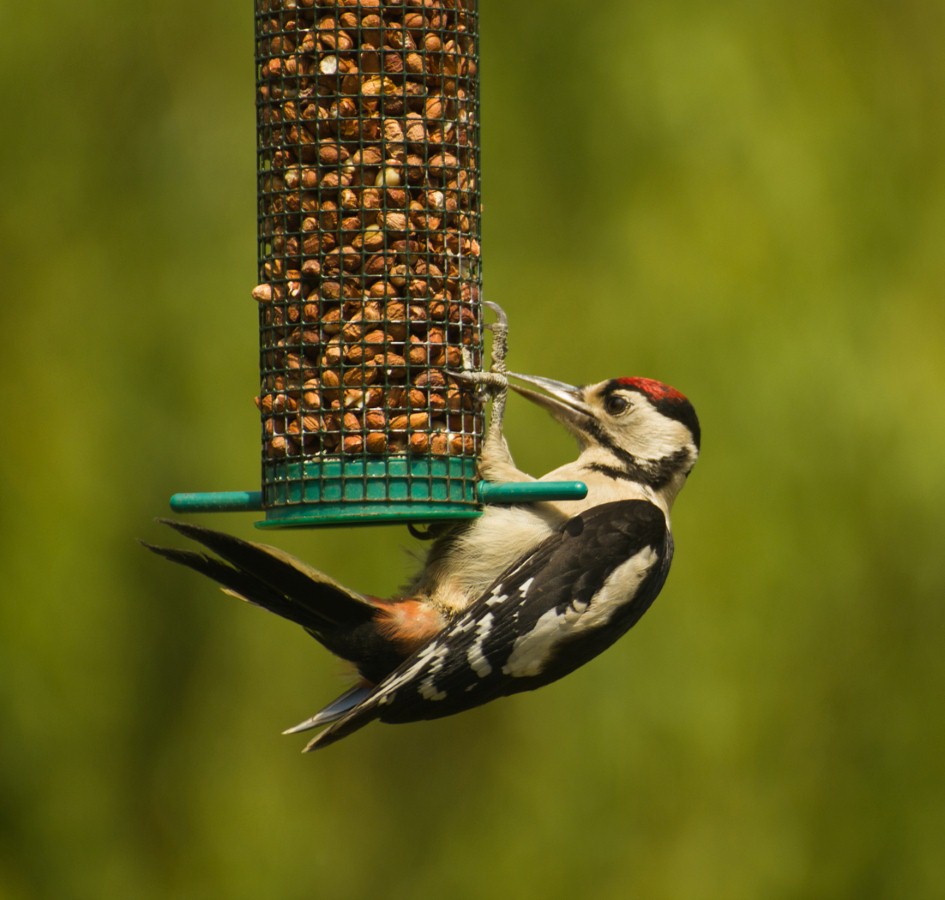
left=2, top=1, right=944, bottom=897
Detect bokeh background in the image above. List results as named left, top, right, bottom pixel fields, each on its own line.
left=2, top=1, right=944, bottom=897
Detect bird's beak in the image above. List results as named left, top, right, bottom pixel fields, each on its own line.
left=508, top=373, right=593, bottom=436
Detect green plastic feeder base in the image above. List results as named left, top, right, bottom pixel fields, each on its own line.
left=169, top=463, right=588, bottom=529
left=258, top=456, right=480, bottom=528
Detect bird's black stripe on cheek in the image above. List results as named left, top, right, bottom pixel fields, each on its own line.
left=583, top=417, right=662, bottom=487
left=587, top=451, right=690, bottom=491
left=657, top=449, right=692, bottom=483
left=584, top=420, right=641, bottom=472
left=590, top=460, right=670, bottom=490
left=583, top=419, right=692, bottom=489
left=588, top=462, right=642, bottom=484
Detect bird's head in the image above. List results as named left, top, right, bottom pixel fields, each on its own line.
left=509, top=373, right=701, bottom=506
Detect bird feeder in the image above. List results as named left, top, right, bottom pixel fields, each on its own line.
left=170, top=0, right=585, bottom=527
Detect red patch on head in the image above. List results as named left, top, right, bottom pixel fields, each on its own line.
left=617, top=377, right=687, bottom=403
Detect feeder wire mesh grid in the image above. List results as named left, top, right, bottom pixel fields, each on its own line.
left=254, top=0, right=483, bottom=524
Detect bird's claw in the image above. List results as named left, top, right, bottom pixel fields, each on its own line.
left=483, top=300, right=508, bottom=335
left=446, top=300, right=510, bottom=397
left=448, top=369, right=508, bottom=391
left=448, top=301, right=511, bottom=453
left=482, top=300, right=508, bottom=377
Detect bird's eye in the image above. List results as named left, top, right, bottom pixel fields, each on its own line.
left=604, top=394, right=631, bottom=416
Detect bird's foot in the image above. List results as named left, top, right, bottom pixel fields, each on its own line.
left=448, top=301, right=516, bottom=477
left=448, top=300, right=510, bottom=393
left=483, top=300, right=509, bottom=377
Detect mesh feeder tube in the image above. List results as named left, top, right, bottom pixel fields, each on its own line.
left=254, top=0, right=483, bottom=526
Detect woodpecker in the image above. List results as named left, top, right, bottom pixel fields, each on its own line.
left=144, top=367, right=700, bottom=751
left=410, top=373, right=701, bottom=618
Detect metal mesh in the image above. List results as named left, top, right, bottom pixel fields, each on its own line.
left=253, top=0, right=482, bottom=521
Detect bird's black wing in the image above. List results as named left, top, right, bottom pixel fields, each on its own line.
left=306, top=499, right=671, bottom=750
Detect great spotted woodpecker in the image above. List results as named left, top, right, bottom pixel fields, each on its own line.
left=144, top=313, right=700, bottom=750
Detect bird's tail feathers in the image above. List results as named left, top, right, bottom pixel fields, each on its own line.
left=300, top=698, right=382, bottom=752
left=143, top=519, right=379, bottom=638
left=282, top=684, right=374, bottom=735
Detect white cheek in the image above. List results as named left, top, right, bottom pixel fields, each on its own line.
left=625, top=406, right=691, bottom=459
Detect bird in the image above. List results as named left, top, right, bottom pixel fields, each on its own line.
left=143, top=368, right=700, bottom=751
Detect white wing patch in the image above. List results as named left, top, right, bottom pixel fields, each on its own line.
left=419, top=676, right=447, bottom=701
left=466, top=613, right=495, bottom=677
left=377, top=640, right=450, bottom=705
left=502, top=546, right=659, bottom=678
left=485, top=585, right=509, bottom=607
